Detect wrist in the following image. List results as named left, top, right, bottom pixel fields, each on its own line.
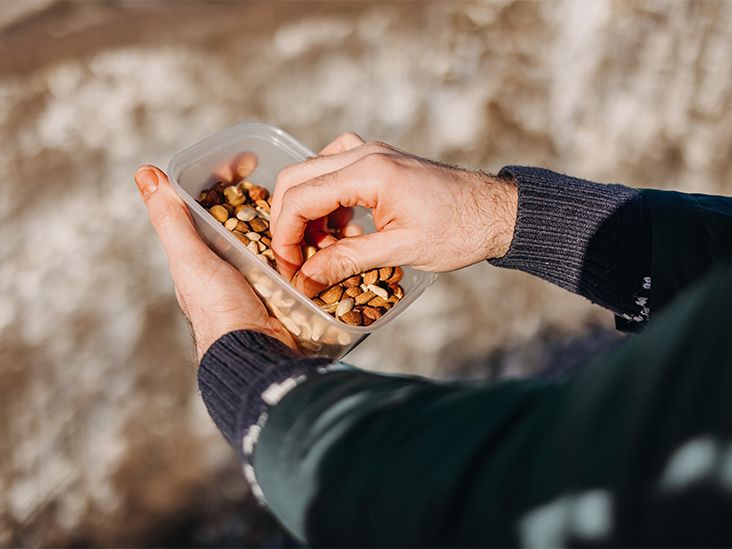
left=194, top=318, right=301, bottom=362
left=476, top=171, right=518, bottom=260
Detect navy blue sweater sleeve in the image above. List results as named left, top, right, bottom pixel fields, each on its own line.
left=490, top=166, right=652, bottom=328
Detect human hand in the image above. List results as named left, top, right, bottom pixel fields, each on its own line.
left=269, top=133, right=518, bottom=296
left=134, top=164, right=299, bottom=361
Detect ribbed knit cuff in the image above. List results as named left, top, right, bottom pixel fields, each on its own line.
left=490, top=166, right=652, bottom=322
left=198, top=330, right=332, bottom=453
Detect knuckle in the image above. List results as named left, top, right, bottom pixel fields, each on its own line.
left=339, top=131, right=362, bottom=143
left=329, top=245, right=362, bottom=278
left=362, top=151, right=391, bottom=167
left=367, top=140, right=392, bottom=152
left=276, top=164, right=296, bottom=188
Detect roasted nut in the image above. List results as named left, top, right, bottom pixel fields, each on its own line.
left=354, top=290, right=375, bottom=305
left=320, top=285, right=344, bottom=304
left=345, top=286, right=362, bottom=298
left=343, top=275, right=362, bottom=288
left=368, top=296, right=389, bottom=307
left=366, top=284, right=389, bottom=300
left=236, top=220, right=249, bottom=232
left=340, top=310, right=363, bottom=326
left=362, top=306, right=382, bottom=321
left=256, top=240, right=267, bottom=252
left=262, top=248, right=275, bottom=261
left=224, top=186, right=246, bottom=207
left=378, top=267, right=393, bottom=281
left=247, top=241, right=259, bottom=255
left=363, top=269, right=379, bottom=286
left=249, top=217, right=269, bottom=233
left=385, top=266, right=403, bottom=284
left=232, top=231, right=250, bottom=245
left=209, top=205, right=229, bottom=223
left=224, top=217, right=239, bottom=231
left=245, top=231, right=261, bottom=241
left=248, top=186, right=268, bottom=202
left=198, top=189, right=220, bottom=207
left=335, top=297, right=355, bottom=318
left=212, top=181, right=228, bottom=194
left=235, top=205, right=257, bottom=221
left=255, top=199, right=270, bottom=211
left=320, top=301, right=339, bottom=314
left=391, top=284, right=404, bottom=300
left=222, top=203, right=234, bottom=215
left=260, top=236, right=272, bottom=248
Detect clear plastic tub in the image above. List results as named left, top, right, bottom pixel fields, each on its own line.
left=168, top=121, right=437, bottom=359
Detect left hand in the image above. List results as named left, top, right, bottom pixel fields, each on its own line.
left=134, top=165, right=299, bottom=361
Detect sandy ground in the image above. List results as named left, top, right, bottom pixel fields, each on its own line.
left=2, top=0, right=732, bottom=545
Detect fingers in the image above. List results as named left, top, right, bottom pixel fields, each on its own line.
left=318, top=131, right=366, bottom=155
left=205, top=151, right=258, bottom=187
left=294, top=231, right=406, bottom=296
left=271, top=161, right=382, bottom=281
left=270, top=133, right=372, bottom=234
left=134, top=165, right=215, bottom=266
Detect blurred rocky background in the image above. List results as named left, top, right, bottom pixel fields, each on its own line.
left=2, top=0, right=732, bottom=546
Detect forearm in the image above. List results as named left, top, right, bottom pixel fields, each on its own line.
left=490, top=166, right=652, bottom=328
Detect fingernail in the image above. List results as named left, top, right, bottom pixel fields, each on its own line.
left=134, top=167, right=159, bottom=199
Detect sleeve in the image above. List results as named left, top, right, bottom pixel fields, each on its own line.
left=641, top=189, right=732, bottom=314
left=489, top=167, right=732, bottom=329
left=489, top=166, right=653, bottom=330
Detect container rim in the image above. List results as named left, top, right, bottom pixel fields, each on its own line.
left=167, top=120, right=438, bottom=334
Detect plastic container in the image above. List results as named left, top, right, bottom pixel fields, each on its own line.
left=168, top=121, right=436, bottom=359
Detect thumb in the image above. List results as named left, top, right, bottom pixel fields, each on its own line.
left=134, top=165, right=213, bottom=264
left=295, top=230, right=407, bottom=296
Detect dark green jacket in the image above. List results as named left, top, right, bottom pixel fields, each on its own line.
left=199, top=169, right=732, bottom=546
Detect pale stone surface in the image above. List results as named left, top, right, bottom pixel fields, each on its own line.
left=2, top=0, right=732, bottom=545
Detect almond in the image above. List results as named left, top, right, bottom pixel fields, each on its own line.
left=343, top=275, right=362, bottom=288
left=354, top=290, right=375, bottom=305
left=249, top=218, right=269, bottom=233
left=320, top=285, right=344, bottom=304
left=363, top=269, right=379, bottom=286
left=362, top=307, right=382, bottom=321
left=378, top=267, right=393, bottom=281
left=385, top=266, right=403, bottom=284
left=345, top=286, right=362, bottom=298
left=341, top=310, right=363, bottom=326
left=249, top=186, right=268, bottom=202
left=368, top=296, right=389, bottom=307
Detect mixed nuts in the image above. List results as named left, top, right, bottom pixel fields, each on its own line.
left=313, top=267, right=403, bottom=326
left=196, top=173, right=406, bottom=327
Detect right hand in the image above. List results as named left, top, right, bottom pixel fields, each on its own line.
left=270, top=133, right=518, bottom=296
